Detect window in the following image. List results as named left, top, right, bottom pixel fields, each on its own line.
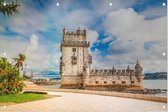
left=95, top=81, right=99, bottom=84
left=71, top=55, right=77, bottom=65
left=72, top=48, right=76, bottom=52
left=131, top=81, right=134, bottom=84
left=122, top=81, right=126, bottom=84
left=88, top=55, right=92, bottom=63
left=104, top=81, right=107, bottom=84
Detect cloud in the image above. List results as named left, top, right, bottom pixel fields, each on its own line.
left=0, top=36, right=28, bottom=61
left=0, top=1, right=166, bottom=73
left=140, top=7, right=167, bottom=19
left=0, top=34, right=59, bottom=73
left=101, top=35, right=113, bottom=43
left=91, top=8, right=167, bottom=72
left=26, top=34, right=39, bottom=52
left=24, top=34, right=60, bottom=72
left=0, top=0, right=100, bottom=73
left=87, top=30, right=99, bottom=45
left=91, top=0, right=136, bottom=16
left=9, top=9, right=46, bottom=36
left=104, top=8, right=166, bottom=42
left=58, top=9, right=95, bottom=28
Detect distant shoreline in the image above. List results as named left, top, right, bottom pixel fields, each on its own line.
left=144, top=79, right=167, bottom=80
left=144, top=72, right=167, bottom=80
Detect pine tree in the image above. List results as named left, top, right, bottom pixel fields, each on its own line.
left=0, top=0, right=20, bottom=16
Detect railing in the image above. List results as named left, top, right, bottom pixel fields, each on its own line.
left=61, top=41, right=90, bottom=47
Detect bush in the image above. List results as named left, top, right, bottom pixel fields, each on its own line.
left=0, top=57, right=25, bottom=95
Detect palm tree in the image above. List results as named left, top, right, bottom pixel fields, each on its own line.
left=13, top=54, right=26, bottom=70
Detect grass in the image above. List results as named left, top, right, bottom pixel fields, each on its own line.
left=0, top=93, right=47, bottom=103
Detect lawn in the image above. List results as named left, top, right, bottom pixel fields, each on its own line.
left=0, top=93, right=47, bottom=103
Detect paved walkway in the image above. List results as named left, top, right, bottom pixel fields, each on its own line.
left=0, top=91, right=167, bottom=112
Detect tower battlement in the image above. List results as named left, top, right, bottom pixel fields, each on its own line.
left=62, top=28, right=87, bottom=42
left=63, top=27, right=86, bottom=36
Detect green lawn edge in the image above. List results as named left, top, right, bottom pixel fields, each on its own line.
left=0, top=93, right=47, bottom=103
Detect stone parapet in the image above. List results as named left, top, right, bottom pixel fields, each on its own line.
left=63, top=28, right=86, bottom=36
left=90, top=69, right=136, bottom=75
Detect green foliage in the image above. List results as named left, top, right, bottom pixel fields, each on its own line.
left=0, top=0, right=20, bottom=16
left=0, top=54, right=26, bottom=95
left=0, top=93, right=46, bottom=103
left=13, top=53, right=26, bottom=70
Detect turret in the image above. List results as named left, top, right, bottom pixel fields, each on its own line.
left=126, top=65, right=130, bottom=73
left=134, top=60, right=143, bottom=75
left=76, top=27, right=81, bottom=34
left=83, top=62, right=90, bottom=75
left=63, top=27, right=67, bottom=35
left=83, top=62, right=90, bottom=88
left=134, top=60, right=144, bottom=82
left=83, top=28, right=86, bottom=36
left=112, top=66, right=116, bottom=74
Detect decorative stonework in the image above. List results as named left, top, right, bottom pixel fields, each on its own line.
left=60, top=28, right=144, bottom=91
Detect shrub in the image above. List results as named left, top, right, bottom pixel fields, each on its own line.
left=0, top=57, right=25, bottom=95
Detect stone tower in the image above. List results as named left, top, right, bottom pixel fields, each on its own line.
left=60, top=28, right=92, bottom=88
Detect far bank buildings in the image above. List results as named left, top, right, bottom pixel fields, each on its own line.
left=60, top=28, right=144, bottom=91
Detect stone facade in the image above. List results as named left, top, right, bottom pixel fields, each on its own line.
left=60, top=28, right=144, bottom=91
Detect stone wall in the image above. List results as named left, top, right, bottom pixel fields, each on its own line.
left=61, top=75, right=83, bottom=89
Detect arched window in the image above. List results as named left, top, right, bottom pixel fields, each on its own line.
left=71, top=55, right=77, bottom=65
left=72, top=48, right=76, bottom=52
left=95, top=81, right=99, bottom=84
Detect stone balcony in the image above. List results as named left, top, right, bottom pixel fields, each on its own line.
left=61, top=41, right=90, bottom=47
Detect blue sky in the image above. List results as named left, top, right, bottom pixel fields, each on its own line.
left=0, top=0, right=167, bottom=73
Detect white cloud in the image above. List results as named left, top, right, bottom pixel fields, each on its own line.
left=60, top=10, right=94, bottom=27
left=0, top=34, right=59, bottom=73
left=140, top=7, right=167, bottom=19
left=91, top=0, right=136, bottom=16
left=87, top=30, right=99, bottom=45
left=26, top=34, right=39, bottom=52
left=91, top=8, right=167, bottom=72
left=0, top=36, right=28, bottom=62
left=5, top=3, right=46, bottom=36
left=104, top=8, right=166, bottom=42
left=101, top=35, right=113, bottom=43
left=24, top=34, right=60, bottom=72
left=0, top=1, right=166, bottom=73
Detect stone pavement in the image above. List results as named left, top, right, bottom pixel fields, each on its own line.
left=0, top=91, right=167, bottom=112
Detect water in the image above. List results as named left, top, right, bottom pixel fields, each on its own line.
left=143, top=80, right=167, bottom=89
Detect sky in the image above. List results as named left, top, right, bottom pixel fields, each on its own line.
left=0, top=0, right=167, bottom=74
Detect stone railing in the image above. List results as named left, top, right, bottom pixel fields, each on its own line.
left=61, top=41, right=90, bottom=47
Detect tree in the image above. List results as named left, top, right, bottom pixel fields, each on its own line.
left=0, top=56, right=25, bottom=95
left=13, top=54, right=26, bottom=70
left=0, top=0, right=20, bottom=16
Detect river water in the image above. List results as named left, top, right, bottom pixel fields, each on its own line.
left=143, top=80, right=167, bottom=89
